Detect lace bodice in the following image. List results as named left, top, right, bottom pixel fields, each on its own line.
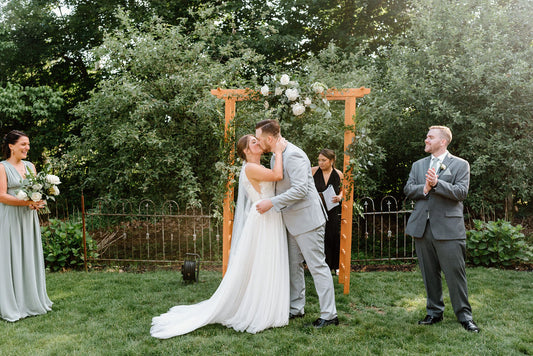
left=240, top=165, right=276, bottom=203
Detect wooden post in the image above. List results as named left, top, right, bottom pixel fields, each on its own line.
left=211, top=89, right=250, bottom=275
left=221, top=97, right=236, bottom=275
left=338, top=96, right=356, bottom=294
left=326, top=88, right=371, bottom=294
left=81, top=192, right=88, bottom=272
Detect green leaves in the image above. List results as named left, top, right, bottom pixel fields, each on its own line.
left=364, top=0, right=533, bottom=213
left=41, top=218, right=98, bottom=272
left=466, top=219, right=532, bottom=267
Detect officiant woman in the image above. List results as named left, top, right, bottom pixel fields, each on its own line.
left=312, top=149, right=343, bottom=275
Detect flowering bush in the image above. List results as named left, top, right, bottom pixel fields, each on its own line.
left=258, top=74, right=331, bottom=121
left=16, top=166, right=61, bottom=214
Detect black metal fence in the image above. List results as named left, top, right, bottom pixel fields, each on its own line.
left=74, top=196, right=414, bottom=266
left=352, top=196, right=416, bottom=263
left=82, top=199, right=223, bottom=265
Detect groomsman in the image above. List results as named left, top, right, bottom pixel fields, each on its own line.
left=404, top=125, right=480, bottom=332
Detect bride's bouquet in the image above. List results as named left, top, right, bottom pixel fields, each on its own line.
left=15, top=167, right=61, bottom=214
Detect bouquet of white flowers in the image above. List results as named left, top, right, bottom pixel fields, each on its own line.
left=15, top=167, right=61, bottom=214
left=258, top=74, right=331, bottom=121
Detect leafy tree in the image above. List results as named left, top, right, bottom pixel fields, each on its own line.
left=0, top=82, right=63, bottom=163
left=365, top=0, right=533, bottom=217
left=66, top=8, right=263, bottom=207
left=214, top=0, right=410, bottom=68
left=0, top=0, right=209, bottom=205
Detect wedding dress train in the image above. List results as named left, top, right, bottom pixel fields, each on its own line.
left=151, top=166, right=289, bottom=338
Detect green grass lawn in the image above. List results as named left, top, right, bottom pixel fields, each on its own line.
left=1, top=267, right=531, bottom=355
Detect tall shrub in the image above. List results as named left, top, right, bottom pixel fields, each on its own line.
left=68, top=8, right=263, bottom=208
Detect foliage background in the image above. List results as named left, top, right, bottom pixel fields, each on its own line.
left=1, top=0, right=531, bottom=221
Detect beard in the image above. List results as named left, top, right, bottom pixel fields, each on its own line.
left=259, top=141, right=271, bottom=153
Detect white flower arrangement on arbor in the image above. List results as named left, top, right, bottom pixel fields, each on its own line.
left=258, top=74, right=331, bottom=121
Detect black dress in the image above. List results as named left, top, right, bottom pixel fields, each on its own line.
left=313, top=168, right=341, bottom=270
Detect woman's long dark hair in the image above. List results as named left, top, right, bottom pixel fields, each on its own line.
left=2, top=130, right=28, bottom=159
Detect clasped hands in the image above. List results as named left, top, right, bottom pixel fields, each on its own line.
left=423, top=168, right=439, bottom=195
left=29, top=200, right=46, bottom=211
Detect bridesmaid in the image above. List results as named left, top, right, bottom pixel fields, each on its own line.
left=312, top=149, right=343, bottom=275
left=0, top=130, right=52, bottom=322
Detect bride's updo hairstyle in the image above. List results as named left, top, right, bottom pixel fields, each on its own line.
left=2, top=130, right=28, bottom=159
left=236, top=134, right=254, bottom=161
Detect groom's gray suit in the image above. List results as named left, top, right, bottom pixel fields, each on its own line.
left=271, top=142, right=337, bottom=319
left=404, top=153, right=473, bottom=322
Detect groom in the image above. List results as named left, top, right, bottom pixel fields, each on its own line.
left=255, top=119, right=338, bottom=328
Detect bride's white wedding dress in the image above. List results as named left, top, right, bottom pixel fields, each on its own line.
left=151, top=166, right=289, bottom=338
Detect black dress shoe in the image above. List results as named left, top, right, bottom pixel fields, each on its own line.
left=460, top=320, right=480, bottom=333
left=418, top=315, right=443, bottom=325
left=289, top=313, right=304, bottom=320
left=311, top=317, right=339, bottom=328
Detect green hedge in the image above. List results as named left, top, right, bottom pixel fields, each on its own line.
left=466, top=219, right=532, bottom=267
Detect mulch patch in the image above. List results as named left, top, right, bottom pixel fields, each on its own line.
left=88, top=262, right=531, bottom=273
left=351, top=264, right=417, bottom=272
left=496, top=263, right=533, bottom=272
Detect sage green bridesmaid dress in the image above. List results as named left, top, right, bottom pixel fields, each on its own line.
left=0, top=160, right=52, bottom=322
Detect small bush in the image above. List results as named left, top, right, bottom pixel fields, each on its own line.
left=41, top=218, right=98, bottom=272
left=466, top=219, right=533, bottom=267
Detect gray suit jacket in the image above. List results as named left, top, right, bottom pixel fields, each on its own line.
left=404, top=153, right=470, bottom=240
left=271, top=142, right=327, bottom=236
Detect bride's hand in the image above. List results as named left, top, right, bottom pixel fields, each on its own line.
left=274, top=137, right=287, bottom=154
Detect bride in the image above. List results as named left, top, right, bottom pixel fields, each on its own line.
left=151, top=134, right=289, bottom=338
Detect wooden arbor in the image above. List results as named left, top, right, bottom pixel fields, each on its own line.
left=211, top=87, right=371, bottom=294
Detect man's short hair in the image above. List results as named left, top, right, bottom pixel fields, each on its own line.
left=256, top=119, right=280, bottom=137
left=430, top=125, right=452, bottom=145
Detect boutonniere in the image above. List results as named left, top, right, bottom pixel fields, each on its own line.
left=440, top=164, right=447, bottom=171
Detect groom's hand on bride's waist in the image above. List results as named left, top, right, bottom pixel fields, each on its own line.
left=256, top=199, right=273, bottom=214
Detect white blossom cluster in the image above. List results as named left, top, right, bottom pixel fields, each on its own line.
left=259, top=74, right=330, bottom=119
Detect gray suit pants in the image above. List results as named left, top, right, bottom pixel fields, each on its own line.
left=288, top=223, right=337, bottom=320
left=415, top=221, right=472, bottom=321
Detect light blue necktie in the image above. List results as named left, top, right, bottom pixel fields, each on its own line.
left=430, top=157, right=439, bottom=172
left=427, top=157, right=439, bottom=219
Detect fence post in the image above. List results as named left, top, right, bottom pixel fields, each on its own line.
left=81, top=192, right=88, bottom=272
